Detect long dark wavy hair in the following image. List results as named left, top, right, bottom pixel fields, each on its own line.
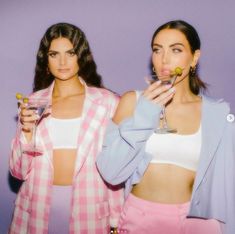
left=151, top=20, right=207, bottom=95
left=33, top=22, right=103, bottom=92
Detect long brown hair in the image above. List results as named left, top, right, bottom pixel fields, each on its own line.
left=33, top=22, right=103, bottom=92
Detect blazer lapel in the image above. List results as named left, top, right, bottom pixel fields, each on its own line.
left=36, top=83, right=54, bottom=166
left=192, top=96, right=229, bottom=193
left=74, top=83, right=106, bottom=173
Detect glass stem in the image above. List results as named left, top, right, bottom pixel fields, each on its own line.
left=32, top=125, right=37, bottom=151
left=162, top=106, right=168, bottom=129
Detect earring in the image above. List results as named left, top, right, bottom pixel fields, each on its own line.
left=189, top=66, right=197, bottom=78
left=46, top=67, right=50, bottom=75
left=152, top=67, right=156, bottom=73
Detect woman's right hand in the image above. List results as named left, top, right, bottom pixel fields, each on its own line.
left=142, top=80, right=176, bottom=106
left=112, top=80, right=175, bottom=125
left=19, top=103, right=39, bottom=142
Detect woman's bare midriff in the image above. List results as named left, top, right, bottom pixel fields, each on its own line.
left=131, top=163, right=195, bottom=204
left=53, top=149, right=77, bottom=185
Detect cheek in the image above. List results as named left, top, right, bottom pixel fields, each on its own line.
left=152, top=54, right=161, bottom=66
left=70, top=60, right=79, bottom=71
left=181, top=53, right=194, bottom=63
left=173, top=54, right=192, bottom=67
left=48, top=59, right=57, bottom=69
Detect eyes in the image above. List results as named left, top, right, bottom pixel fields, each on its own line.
left=48, top=50, right=76, bottom=58
left=172, top=48, right=182, bottom=53
left=48, top=52, right=57, bottom=58
left=152, top=47, right=182, bottom=54
left=67, top=50, right=76, bottom=56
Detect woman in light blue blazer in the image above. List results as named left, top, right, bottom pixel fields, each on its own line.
left=97, top=20, right=235, bottom=234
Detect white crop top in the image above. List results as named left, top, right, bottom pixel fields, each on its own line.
left=135, top=90, right=201, bottom=171
left=48, top=117, right=81, bottom=149
left=145, top=128, right=201, bottom=171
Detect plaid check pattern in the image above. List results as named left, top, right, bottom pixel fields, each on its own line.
left=9, top=80, right=124, bottom=233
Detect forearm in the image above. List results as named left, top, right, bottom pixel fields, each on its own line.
left=9, top=124, right=34, bottom=180
left=97, top=124, right=149, bottom=184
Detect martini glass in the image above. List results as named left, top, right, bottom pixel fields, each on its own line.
left=16, top=94, right=50, bottom=156
left=156, top=74, right=177, bottom=134
left=145, top=67, right=183, bottom=134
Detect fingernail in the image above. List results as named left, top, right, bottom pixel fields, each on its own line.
left=165, top=84, right=172, bottom=89
left=144, top=77, right=150, bottom=84
left=169, top=87, right=176, bottom=93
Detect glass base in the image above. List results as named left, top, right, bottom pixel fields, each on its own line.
left=155, top=127, right=177, bottom=134
left=22, top=145, right=43, bottom=157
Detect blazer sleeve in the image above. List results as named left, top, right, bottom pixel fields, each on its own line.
left=9, top=120, right=35, bottom=181
left=9, top=91, right=49, bottom=180
left=103, top=94, right=124, bottom=227
left=96, top=95, right=162, bottom=185
left=224, top=122, right=235, bottom=234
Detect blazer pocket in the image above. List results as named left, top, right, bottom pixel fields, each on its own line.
left=15, top=194, right=31, bottom=213
left=96, top=201, right=110, bottom=219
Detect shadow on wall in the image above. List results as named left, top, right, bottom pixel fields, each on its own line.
left=8, top=115, right=22, bottom=194
left=8, top=172, right=22, bottom=194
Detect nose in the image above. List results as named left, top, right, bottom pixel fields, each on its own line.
left=59, top=54, right=67, bottom=66
left=162, top=51, right=170, bottom=64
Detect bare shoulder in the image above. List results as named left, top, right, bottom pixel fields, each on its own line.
left=113, top=91, right=137, bottom=124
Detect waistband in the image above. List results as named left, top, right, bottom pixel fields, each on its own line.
left=126, top=193, right=190, bottom=216
left=52, top=185, right=72, bottom=192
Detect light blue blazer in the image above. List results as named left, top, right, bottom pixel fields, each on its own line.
left=96, top=94, right=235, bottom=234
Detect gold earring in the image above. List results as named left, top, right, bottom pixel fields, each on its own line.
left=189, top=66, right=196, bottom=78
left=47, top=67, right=50, bottom=75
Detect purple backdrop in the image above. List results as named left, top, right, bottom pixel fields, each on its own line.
left=1, top=0, right=235, bottom=232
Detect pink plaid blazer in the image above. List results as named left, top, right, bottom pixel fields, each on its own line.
left=9, top=81, right=124, bottom=234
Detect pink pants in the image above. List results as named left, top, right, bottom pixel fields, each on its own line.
left=49, top=185, right=72, bottom=234
left=118, top=194, right=222, bottom=234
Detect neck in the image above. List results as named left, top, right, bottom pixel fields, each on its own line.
left=53, top=77, right=85, bottom=98
left=171, top=77, right=199, bottom=104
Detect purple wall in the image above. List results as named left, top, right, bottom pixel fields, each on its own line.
left=1, top=0, right=234, bottom=232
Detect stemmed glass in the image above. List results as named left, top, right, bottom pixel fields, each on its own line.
left=145, top=67, right=183, bottom=134
left=16, top=93, right=50, bottom=156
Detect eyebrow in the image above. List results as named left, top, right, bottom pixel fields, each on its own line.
left=48, top=48, right=75, bottom=53
left=153, top=43, right=185, bottom=48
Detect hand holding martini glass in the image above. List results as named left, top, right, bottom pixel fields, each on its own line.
left=145, top=67, right=183, bottom=134
left=16, top=93, right=50, bottom=156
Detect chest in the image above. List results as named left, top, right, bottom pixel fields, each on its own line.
left=164, top=102, right=201, bottom=135
left=52, top=96, right=85, bottom=118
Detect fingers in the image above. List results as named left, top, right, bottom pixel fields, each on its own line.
left=152, top=88, right=175, bottom=106
left=143, top=81, right=176, bottom=106
left=19, top=104, right=39, bottom=132
left=144, top=80, right=162, bottom=93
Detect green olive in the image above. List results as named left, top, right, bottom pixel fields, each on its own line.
left=23, top=97, right=29, bottom=103
left=174, top=67, right=183, bottom=76
left=15, top=93, right=23, bottom=100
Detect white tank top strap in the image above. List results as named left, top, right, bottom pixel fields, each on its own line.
left=134, top=90, right=142, bottom=101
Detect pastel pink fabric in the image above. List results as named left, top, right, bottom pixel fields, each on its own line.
left=118, top=194, right=222, bottom=234
left=9, top=80, right=124, bottom=234
left=49, top=185, right=71, bottom=233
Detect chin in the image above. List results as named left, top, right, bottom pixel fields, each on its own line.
left=56, top=75, right=78, bottom=81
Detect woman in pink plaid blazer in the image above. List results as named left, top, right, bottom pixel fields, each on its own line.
left=9, top=23, right=123, bottom=234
